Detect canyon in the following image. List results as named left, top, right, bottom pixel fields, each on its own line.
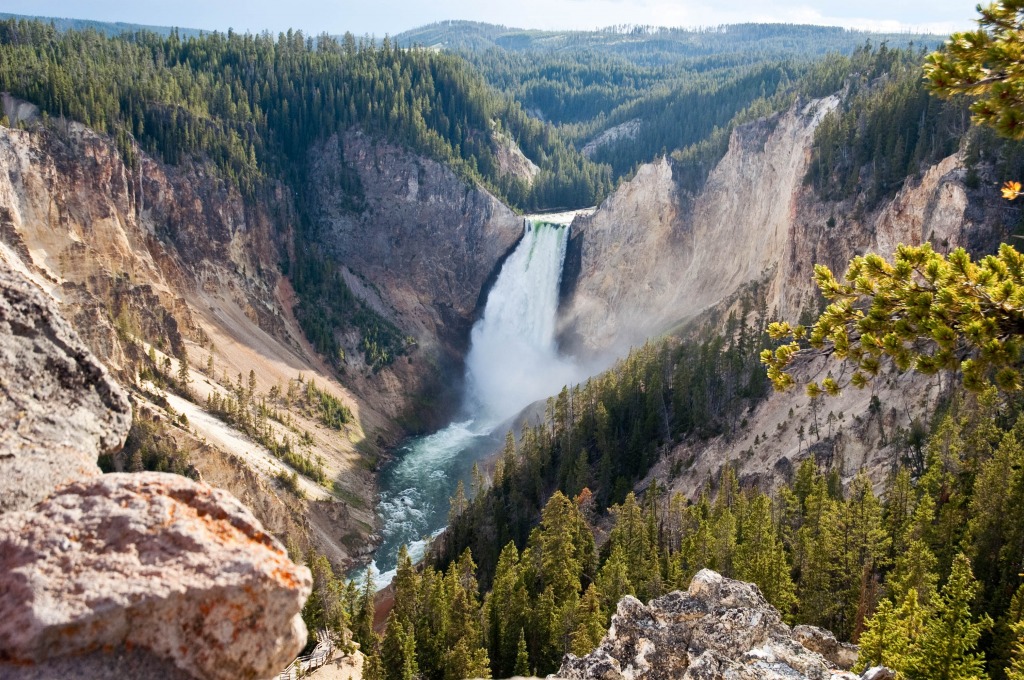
left=0, top=82, right=1012, bottom=571
left=0, top=65, right=1015, bottom=677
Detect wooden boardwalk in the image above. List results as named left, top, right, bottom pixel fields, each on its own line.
left=278, top=631, right=336, bottom=680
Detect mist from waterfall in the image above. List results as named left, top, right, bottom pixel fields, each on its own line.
left=367, top=218, right=585, bottom=584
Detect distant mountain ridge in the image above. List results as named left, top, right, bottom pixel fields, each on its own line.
left=396, top=20, right=946, bottom=63
left=0, top=13, right=946, bottom=58
left=0, top=12, right=204, bottom=37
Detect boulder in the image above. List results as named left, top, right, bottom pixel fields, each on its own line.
left=558, top=569, right=886, bottom=680
left=0, top=472, right=312, bottom=680
left=0, top=260, right=131, bottom=513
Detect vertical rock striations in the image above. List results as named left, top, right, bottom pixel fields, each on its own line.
left=306, top=131, right=523, bottom=371
left=558, top=98, right=839, bottom=359
left=559, top=95, right=1008, bottom=362
left=0, top=258, right=131, bottom=513
left=0, top=116, right=378, bottom=565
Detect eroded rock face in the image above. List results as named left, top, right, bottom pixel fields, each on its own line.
left=0, top=259, right=131, bottom=513
left=0, top=472, right=312, bottom=680
left=307, top=131, right=523, bottom=359
left=559, top=95, right=1008, bottom=364
left=558, top=569, right=878, bottom=680
left=0, top=106, right=378, bottom=571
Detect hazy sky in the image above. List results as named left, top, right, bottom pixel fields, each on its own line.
left=0, top=0, right=977, bottom=36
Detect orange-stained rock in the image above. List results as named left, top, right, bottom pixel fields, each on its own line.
left=0, top=472, right=312, bottom=680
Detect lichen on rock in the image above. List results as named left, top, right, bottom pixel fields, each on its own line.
left=558, top=569, right=883, bottom=680
left=0, top=472, right=312, bottom=680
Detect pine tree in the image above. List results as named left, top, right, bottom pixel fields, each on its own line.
left=530, top=585, right=558, bottom=674
left=968, top=424, right=1024, bottom=607
left=763, top=243, right=1024, bottom=395
left=1008, top=621, right=1024, bottom=680
left=570, top=583, right=606, bottom=657
left=484, top=542, right=528, bottom=677
left=514, top=629, right=530, bottom=676
left=449, top=480, right=468, bottom=523
left=735, top=493, right=797, bottom=618
left=888, top=538, right=938, bottom=609
left=177, top=349, right=190, bottom=388
left=594, top=544, right=633, bottom=622
left=381, top=611, right=418, bottom=680
left=536, top=491, right=585, bottom=601
left=609, top=492, right=659, bottom=600
left=795, top=471, right=841, bottom=630
left=839, top=472, right=890, bottom=639
left=855, top=589, right=926, bottom=674
left=908, top=553, right=992, bottom=680
left=352, top=568, right=377, bottom=651
left=302, top=551, right=348, bottom=636
left=363, top=634, right=385, bottom=680
left=414, top=566, right=448, bottom=678
left=393, top=545, right=420, bottom=628
left=925, top=1, right=1024, bottom=141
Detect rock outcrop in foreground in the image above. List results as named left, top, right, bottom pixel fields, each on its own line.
left=0, top=473, right=312, bottom=680
left=0, top=262, right=311, bottom=679
left=559, top=569, right=887, bottom=680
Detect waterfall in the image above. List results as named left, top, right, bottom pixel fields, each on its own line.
left=367, top=218, right=579, bottom=584
left=465, top=221, right=578, bottom=426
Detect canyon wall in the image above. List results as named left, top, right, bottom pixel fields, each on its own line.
left=560, top=95, right=1007, bottom=358
left=0, top=118, right=377, bottom=566
left=0, top=258, right=309, bottom=680
left=306, top=130, right=523, bottom=425
left=0, top=112, right=531, bottom=567
left=559, top=94, right=1013, bottom=496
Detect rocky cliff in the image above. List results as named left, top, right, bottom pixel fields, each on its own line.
left=559, top=569, right=886, bottom=680
left=558, top=98, right=840, bottom=358
left=560, top=95, right=1007, bottom=358
left=0, top=117, right=377, bottom=566
left=558, top=94, right=1013, bottom=496
left=0, top=107, right=536, bottom=566
left=305, top=131, right=523, bottom=424
left=0, top=259, right=310, bottom=679
left=0, top=260, right=131, bottom=513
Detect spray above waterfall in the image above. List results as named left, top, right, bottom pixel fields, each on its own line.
left=368, top=214, right=592, bottom=582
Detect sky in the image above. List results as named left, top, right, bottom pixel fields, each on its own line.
left=0, top=0, right=976, bottom=37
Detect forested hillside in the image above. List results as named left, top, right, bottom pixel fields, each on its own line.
left=0, top=12, right=205, bottom=38
left=397, top=22, right=940, bottom=64
left=0, top=18, right=611, bottom=209
left=398, top=21, right=945, bottom=180
left=338, top=265, right=1024, bottom=679
left=328, top=28, right=1024, bottom=680
left=0, top=17, right=614, bottom=382
left=311, top=326, right=1024, bottom=678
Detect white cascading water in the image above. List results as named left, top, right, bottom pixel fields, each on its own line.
left=465, top=221, right=580, bottom=426
left=367, top=219, right=582, bottom=585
